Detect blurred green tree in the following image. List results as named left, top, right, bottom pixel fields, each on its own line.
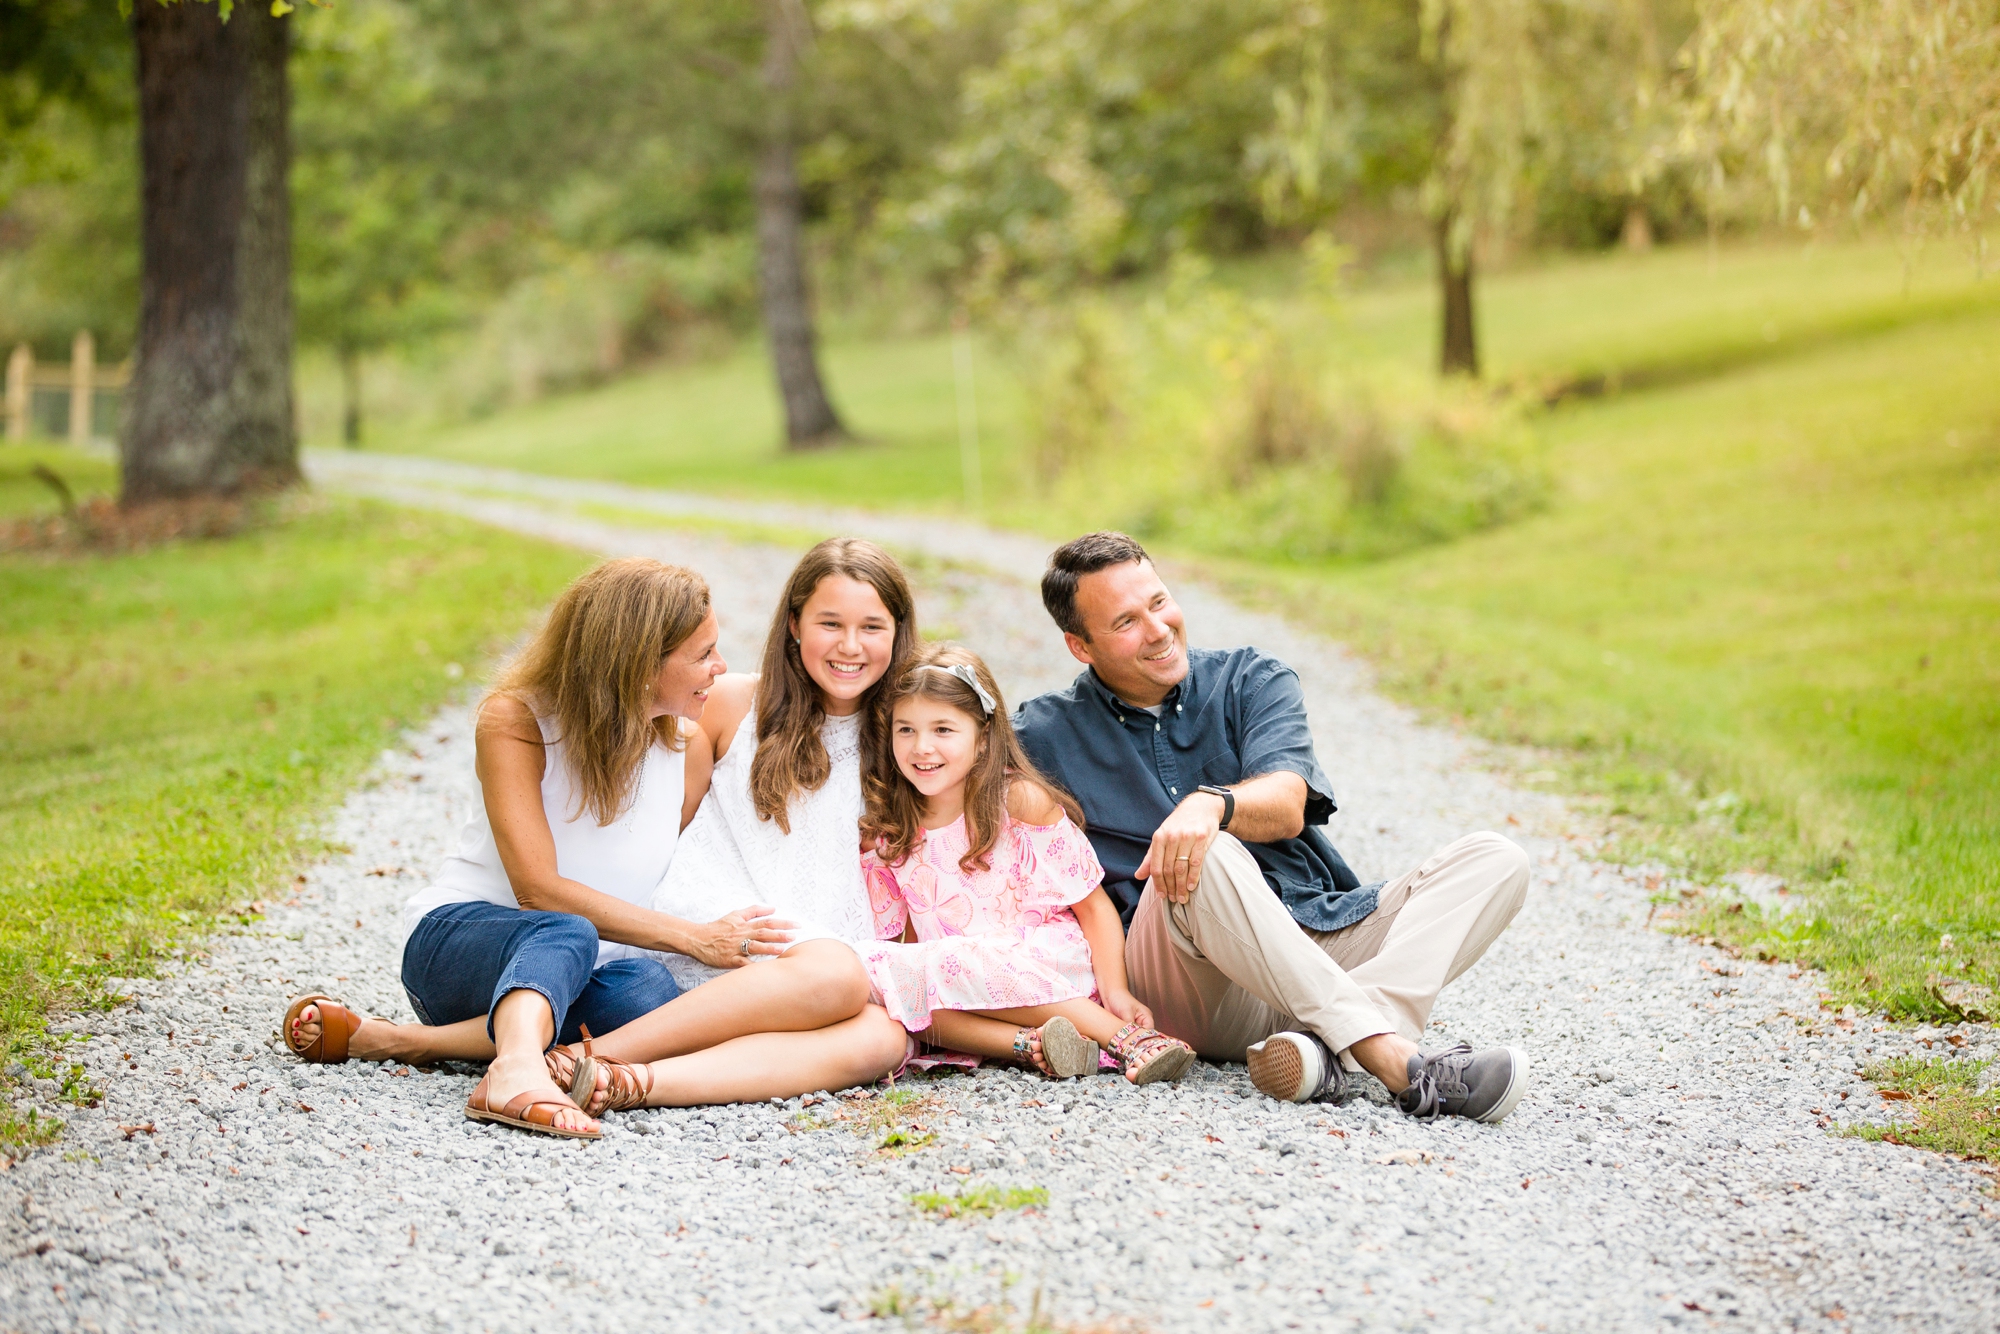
left=1678, top=0, right=1999, bottom=257
left=289, top=4, right=458, bottom=445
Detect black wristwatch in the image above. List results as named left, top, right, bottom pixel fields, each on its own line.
left=1196, top=784, right=1235, bottom=831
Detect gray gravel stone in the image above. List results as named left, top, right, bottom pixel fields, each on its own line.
left=0, top=455, right=1994, bottom=1333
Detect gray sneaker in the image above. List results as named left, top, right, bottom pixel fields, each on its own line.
left=1246, top=1031, right=1348, bottom=1103
left=1397, top=1043, right=1529, bottom=1123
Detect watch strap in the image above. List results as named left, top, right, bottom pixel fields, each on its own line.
left=1198, top=784, right=1235, bottom=831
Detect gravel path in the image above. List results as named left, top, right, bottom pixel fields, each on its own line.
left=4, top=454, right=1996, bottom=1333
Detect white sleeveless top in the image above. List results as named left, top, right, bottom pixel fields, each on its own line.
left=401, top=714, right=686, bottom=967
left=649, top=708, right=874, bottom=992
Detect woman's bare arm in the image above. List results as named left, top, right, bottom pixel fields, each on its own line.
left=475, top=694, right=790, bottom=966
left=679, top=721, right=715, bottom=831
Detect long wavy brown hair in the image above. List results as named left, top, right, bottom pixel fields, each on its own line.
left=861, top=642, right=1083, bottom=874
left=491, top=557, right=711, bottom=825
left=749, top=537, right=918, bottom=831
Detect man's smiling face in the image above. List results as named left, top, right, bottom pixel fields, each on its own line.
left=1064, top=558, right=1188, bottom=707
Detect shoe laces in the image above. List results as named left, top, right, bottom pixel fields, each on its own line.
left=1399, top=1042, right=1473, bottom=1120
left=1308, top=1034, right=1346, bottom=1102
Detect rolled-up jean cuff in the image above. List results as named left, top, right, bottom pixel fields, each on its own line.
left=488, top=981, right=565, bottom=1050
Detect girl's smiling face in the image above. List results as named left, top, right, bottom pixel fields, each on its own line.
left=791, top=575, right=896, bottom=716
left=892, top=697, right=984, bottom=823
left=650, top=609, right=725, bottom=720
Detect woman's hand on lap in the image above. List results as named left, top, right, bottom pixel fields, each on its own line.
left=685, top=905, right=796, bottom=969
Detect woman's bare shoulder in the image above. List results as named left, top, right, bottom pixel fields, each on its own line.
left=1004, top=778, right=1064, bottom=826
left=477, top=691, right=541, bottom=742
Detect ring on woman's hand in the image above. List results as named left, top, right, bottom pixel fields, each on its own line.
left=1175, top=854, right=1191, bottom=862
left=740, top=937, right=752, bottom=957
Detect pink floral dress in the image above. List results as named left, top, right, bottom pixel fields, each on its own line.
left=859, top=813, right=1104, bottom=1032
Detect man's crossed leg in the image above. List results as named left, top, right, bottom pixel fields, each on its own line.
left=1126, top=830, right=1532, bottom=1120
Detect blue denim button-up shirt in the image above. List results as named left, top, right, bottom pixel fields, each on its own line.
left=1014, top=646, right=1379, bottom=933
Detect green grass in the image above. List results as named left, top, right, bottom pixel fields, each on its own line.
left=1268, top=232, right=2000, bottom=393
left=909, top=1184, right=1051, bottom=1218
left=1249, top=305, right=2000, bottom=1013
left=355, top=235, right=1997, bottom=522
left=1849, top=1055, right=2000, bottom=1161
left=0, top=443, right=117, bottom=518
left=348, top=332, right=1029, bottom=511
left=0, top=494, right=588, bottom=1147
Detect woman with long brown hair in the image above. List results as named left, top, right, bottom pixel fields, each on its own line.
left=280, top=558, right=788, bottom=1137
left=544, top=537, right=922, bottom=1108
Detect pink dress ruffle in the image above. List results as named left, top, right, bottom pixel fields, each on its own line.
left=859, top=812, right=1103, bottom=1033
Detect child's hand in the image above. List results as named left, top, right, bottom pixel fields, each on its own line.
left=1101, top=988, right=1154, bottom=1030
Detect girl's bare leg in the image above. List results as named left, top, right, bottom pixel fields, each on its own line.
left=926, top=999, right=1125, bottom=1059
left=638, top=1005, right=909, bottom=1107
left=289, top=1006, right=496, bottom=1064
left=587, top=940, right=870, bottom=1065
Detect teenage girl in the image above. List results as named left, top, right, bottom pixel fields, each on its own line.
left=858, top=643, right=1196, bottom=1084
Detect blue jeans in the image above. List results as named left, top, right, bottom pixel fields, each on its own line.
left=400, top=901, right=680, bottom=1047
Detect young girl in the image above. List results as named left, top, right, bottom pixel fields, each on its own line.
left=858, top=644, right=1197, bottom=1084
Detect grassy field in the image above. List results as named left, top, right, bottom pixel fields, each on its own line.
left=0, top=480, right=587, bottom=1145
left=342, top=331, right=1031, bottom=511
left=330, top=233, right=2000, bottom=1016
left=1253, top=304, right=2000, bottom=1013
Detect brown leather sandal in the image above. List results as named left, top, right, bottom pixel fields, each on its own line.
left=282, top=994, right=365, bottom=1064
left=544, top=1027, right=603, bottom=1113
left=545, top=1026, right=656, bottom=1115
left=464, top=1077, right=601, bottom=1140
left=1108, top=1022, right=1196, bottom=1085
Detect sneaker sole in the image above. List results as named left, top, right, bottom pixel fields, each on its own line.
left=1246, top=1035, right=1314, bottom=1102
left=1474, top=1047, right=1531, bottom=1124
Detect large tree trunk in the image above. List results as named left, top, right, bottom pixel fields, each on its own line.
left=756, top=0, right=846, bottom=450
left=1435, top=208, right=1478, bottom=378
left=122, top=0, right=297, bottom=505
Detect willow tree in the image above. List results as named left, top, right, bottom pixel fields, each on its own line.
left=122, top=0, right=298, bottom=503
left=1678, top=0, right=2000, bottom=258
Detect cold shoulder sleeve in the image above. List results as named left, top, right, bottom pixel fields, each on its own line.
left=1004, top=814, right=1103, bottom=911
left=862, top=849, right=909, bottom=941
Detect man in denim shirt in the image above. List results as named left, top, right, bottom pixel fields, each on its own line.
left=1015, top=532, right=1532, bottom=1122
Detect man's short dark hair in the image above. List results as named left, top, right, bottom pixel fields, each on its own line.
left=1041, top=531, right=1152, bottom=638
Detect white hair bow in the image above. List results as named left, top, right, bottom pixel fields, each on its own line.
left=917, top=662, right=997, bottom=717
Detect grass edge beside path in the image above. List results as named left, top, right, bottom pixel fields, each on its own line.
left=0, top=494, right=590, bottom=1151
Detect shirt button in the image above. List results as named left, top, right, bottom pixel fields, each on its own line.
left=1154, top=723, right=1160, bottom=732
left=1170, top=787, right=1177, bottom=795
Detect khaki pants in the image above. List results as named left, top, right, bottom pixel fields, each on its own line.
left=1124, top=831, right=1530, bottom=1067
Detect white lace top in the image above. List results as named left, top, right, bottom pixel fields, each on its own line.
left=650, top=708, right=873, bottom=992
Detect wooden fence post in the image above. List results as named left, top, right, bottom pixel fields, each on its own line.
left=5, top=344, right=31, bottom=442
left=70, top=331, right=96, bottom=445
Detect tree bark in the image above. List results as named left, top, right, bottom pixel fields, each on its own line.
left=340, top=346, right=362, bottom=447
left=755, top=0, right=846, bottom=449
left=122, top=0, right=297, bottom=504
left=1435, top=208, right=1478, bottom=377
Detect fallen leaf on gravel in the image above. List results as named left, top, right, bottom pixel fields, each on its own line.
left=1521, top=1177, right=1534, bottom=1189
left=1376, top=1149, right=1433, bottom=1165
left=1880, top=1090, right=1911, bottom=1102
left=296, top=1102, right=314, bottom=1113
left=118, top=1123, right=155, bottom=1139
